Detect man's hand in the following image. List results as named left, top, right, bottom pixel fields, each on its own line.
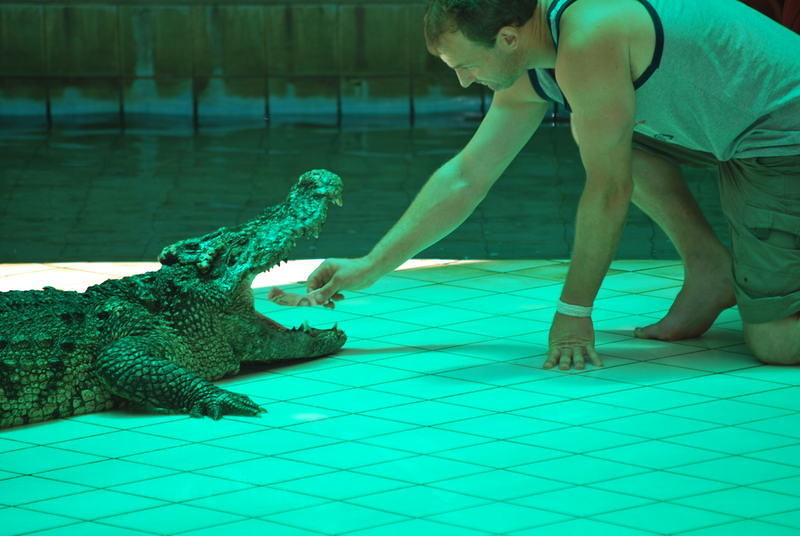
left=306, top=257, right=378, bottom=307
left=545, top=314, right=603, bottom=370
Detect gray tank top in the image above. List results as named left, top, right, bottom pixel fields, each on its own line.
left=528, top=0, right=800, bottom=161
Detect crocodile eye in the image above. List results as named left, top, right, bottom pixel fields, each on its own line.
left=60, top=342, right=76, bottom=353
left=96, top=311, right=110, bottom=320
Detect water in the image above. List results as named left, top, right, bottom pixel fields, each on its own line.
left=0, top=122, right=728, bottom=263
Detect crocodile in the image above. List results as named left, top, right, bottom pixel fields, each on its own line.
left=0, top=170, right=346, bottom=428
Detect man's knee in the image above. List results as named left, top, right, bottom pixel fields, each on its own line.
left=744, top=315, right=800, bottom=365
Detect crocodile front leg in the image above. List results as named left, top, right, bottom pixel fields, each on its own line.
left=96, top=337, right=263, bottom=419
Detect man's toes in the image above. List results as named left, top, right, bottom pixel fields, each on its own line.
left=635, top=322, right=676, bottom=341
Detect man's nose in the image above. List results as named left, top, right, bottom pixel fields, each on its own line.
left=456, top=69, right=475, bottom=89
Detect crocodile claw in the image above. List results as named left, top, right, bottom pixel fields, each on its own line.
left=189, top=389, right=265, bottom=419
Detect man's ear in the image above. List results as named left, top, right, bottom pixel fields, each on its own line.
left=497, top=27, right=520, bottom=50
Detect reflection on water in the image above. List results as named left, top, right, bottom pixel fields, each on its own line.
left=0, top=123, right=727, bottom=262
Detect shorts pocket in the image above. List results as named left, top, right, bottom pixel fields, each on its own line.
left=743, top=204, right=800, bottom=250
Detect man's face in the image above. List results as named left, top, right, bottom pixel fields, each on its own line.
left=437, top=30, right=526, bottom=92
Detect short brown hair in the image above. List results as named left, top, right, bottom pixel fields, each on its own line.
left=424, top=0, right=538, bottom=51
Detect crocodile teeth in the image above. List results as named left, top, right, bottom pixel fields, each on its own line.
left=301, top=321, right=311, bottom=333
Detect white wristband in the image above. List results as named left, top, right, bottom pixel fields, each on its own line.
left=557, top=299, right=593, bottom=318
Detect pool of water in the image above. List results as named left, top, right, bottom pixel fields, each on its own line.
left=0, top=122, right=728, bottom=263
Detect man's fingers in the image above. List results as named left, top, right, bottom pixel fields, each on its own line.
left=587, top=346, right=604, bottom=367
left=544, top=347, right=561, bottom=369
left=560, top=347, right=573, bottom=370
left=574, top=348, right=586, bottom=370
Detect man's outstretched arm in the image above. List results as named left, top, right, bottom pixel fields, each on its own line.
left=307, top=78, right=550, bottom=304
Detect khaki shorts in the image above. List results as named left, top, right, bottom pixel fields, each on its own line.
left=633, top=133, right=800, bottom=324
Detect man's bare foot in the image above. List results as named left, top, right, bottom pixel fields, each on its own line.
left=634, top=259, right=736, bottom=341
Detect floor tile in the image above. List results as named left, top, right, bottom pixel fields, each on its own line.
left=659, top=375, right=777, bottom=402
left=0, top=507, right=75, bottom=536
left=369, top=375, right=489, bottom=400
left=112, top=472, right=251, bottom=502
left=674, top=486, right=800, bottom=518
left=511, top=517, right=658, bottom=535
left=593, top=470, right=733, bottom=501
left=672, top=456, right=800, bottom=485
left=0, top=445, right=102, bottom=474
left=0, top=420, right=116, bottom=445
left=512, top=454, right=648, bottom=485
left=592, top=439, right=724, bottom=470
left=437, top=413, right=565, bottom=439
left=202, top=428, right=335, bottom=458
left=586, top=386, right=712, bottom=411
left=513, top=426, right=647, bottom=454
left=753, top=475, right=800, bottom=497
left=198, top=456, right=333, bottom=486
left=369, top=351, right=489, bottom=374
left=182, top=518, right=323, bottom=536
left=431, top=469, right=567, bottom=501
left=748, top=444, right=800, bottom=468
left=269, top=501, right=408, bottom=534
left=361, top=427, right=487, bottom=455
left=595, top=502, right=738, bottom=534
left=440, top=387, right=563, bottom=412
left=350, top=485, right=488, bottom=517
left=446, top=315, right=548, bottom=338
left=24, top=489, right=165, bottom=520
left=288, top=413, right=416, bottom=440
left=651, top=349, right=759, bottom=373
left=122, top=442, right=260, bottom=470
left=30, top=521, right=153, bottom=536
left=186, top=485, right=328, bottom=517
left=581, top=361, right=709, bottom=386
left=280, top=440, right=412, bottom=469
left=293, top=389, right=419, bottom=414
left=513, top=485, right=653, bottom=517
left=512, top=398, right=642, bottom=425
left=274, top=470, right=409, bottom=500
left=512, top=374, right=636, bottom=398
left=668, top=426, right=798, bottom=455
left=356, top=455, right=486, bottom=484
left=762, top=510, right=800, bottom=530
left=438, top=361, right=554, bottom=386
left=435, top=440, right=559, bottom=468
left=362, top=400, right=490, bottom=427
left=450, top=293, right=551, bottom=315
left=374, top=327, right=491, bottom=350
left=102, top=503, right=245, bottom=534
left=348, top=518, right=488, bottom=536
left=237, top=375, right=349, bottom=400
left=587, top=412, right=716, bottom=440
left=39, top=459, right=175, bottom=488
left=56, top=430, right=187, bottom=458
left=733, top=387, right=800, bottom=411
left=679, top=520, right=800, bottom=536
left=661, top=398, right=793, bottom=426
left=430, top=502, right=570, bottom=534
left=0, top=476, right=90, bottom=506
left=293, top=362, right=419, bottom=388
left=739, top=413, right=800, bottom=440
left=379, top=304, right=492, bottom=328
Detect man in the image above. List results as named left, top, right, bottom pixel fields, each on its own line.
left=306, top=0, right=800, bottom=370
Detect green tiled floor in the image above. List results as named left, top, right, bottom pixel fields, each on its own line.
left=1, top=259, right=800, bottom=536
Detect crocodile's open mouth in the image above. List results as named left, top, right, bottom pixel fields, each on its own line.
left=255, top=309, right=341, bottom=337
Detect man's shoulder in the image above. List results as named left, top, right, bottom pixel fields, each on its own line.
left=559, top=0, right=647, bottom=47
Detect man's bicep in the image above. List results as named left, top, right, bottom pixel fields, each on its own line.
left=458, top=98, right=549, bottom=189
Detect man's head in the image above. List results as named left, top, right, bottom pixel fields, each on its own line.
left=424, top=0, right=539, bottom=91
